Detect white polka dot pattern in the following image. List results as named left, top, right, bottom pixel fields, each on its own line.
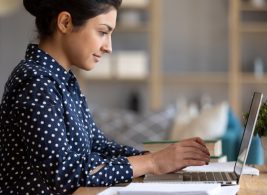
left=0, top=44, right=142, bottom=194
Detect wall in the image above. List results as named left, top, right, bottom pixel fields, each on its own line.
left=0, top=0, right=230, bottom=111
left=162, top=0, right=228, bottom=73
left=0, top=6, right=34, bottom=96
left=160, top=0, right=229, bottom=107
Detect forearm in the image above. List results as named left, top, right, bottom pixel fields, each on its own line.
left=127, top=153, right=154, bottom=178
left=93, top=136, right=142, bottom=157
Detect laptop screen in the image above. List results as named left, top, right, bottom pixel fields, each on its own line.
left=234, top=92, right=263, bottom=179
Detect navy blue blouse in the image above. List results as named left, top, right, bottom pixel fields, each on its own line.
left=0, top=44, right=142, bottom=194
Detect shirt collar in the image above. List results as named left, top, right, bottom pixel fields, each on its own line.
left=25, top=44, right=75, bottom=83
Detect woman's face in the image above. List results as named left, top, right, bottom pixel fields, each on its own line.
left=62, top=8, right=117, bottom=71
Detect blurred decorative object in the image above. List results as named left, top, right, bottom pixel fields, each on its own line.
left=254, top=57, right=264, bottom=78
left=244, top=99, right=267, bottom=163
left=200, top=94, right=213, bottom=110
left=92, top=105, right=176, bottom=149
left=116, top=51, right=148, bottom=79
left=81, top=55, right=112, bottom=79
left=251, top=0, right=266, bottom=7
left=119, top=10, right=142, bottom=27
left=170, top=101, right=229, bottom=140
left=244, top=100, right=267, bottom=137
left=127, top=90, right=142, bottom=113
left=0, top=0, right=22, bottom=17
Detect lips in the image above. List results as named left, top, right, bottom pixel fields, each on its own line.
left=93, top=54, right=101, bottom=62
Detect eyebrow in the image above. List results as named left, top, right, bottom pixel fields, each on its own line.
left=100, top=24, right=113, bottom=32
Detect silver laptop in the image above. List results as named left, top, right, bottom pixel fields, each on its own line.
left=144, top=92, right=263, bottom=185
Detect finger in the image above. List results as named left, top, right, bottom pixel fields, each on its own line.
left=177, top=145, right=209, bottom=157
left=173, top=147, right=210, bottom=165
left=179, top=141, right=210, bottom=155
left=183, top=151, right=210, bottom=163
left=180, top=149, right=210, bottom=161
left=174, top=160, right=207, bottom=171
left=183, top=137, right=210, bottom=152
left=182, top=159, right=207, bottom=168
left=194, top=137, right=207, bottom=147
left=194, top=138, right=211, bottom=155
left=182, top=137, right=205, bottom=145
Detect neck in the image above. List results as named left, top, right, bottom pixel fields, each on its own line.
left=38, top=37, right=71, bottom=71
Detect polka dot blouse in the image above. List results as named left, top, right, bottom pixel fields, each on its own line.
left=0, top=44, right=143, bottom=194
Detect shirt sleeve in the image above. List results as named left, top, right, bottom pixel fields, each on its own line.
left=89, top=119, right=143, bottom=158
left=15, top=76, right=134, bottom=194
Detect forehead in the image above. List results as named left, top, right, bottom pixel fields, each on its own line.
left=87, top=9, right=117, bottom=28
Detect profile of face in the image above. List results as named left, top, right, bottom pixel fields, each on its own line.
left=61, top=8, right=117, bottom=71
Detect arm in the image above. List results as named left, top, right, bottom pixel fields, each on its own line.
left=128, top=137, right=210, bottom=178
left=16, top=77, right=134, bottom=194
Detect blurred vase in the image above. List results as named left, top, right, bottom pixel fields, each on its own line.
left=251, top=0, right=266, bottom=7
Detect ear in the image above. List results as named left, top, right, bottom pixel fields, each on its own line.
left=57, top=11, right=73, bottom=34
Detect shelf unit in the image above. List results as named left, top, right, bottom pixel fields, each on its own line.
left=77, top=0, right=267, bottom=115
left=229, top=0, right=267, bottom=116
left=162, top=73, right=228, bottom=84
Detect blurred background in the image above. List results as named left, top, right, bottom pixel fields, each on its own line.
left=0, top=0, right=266, bottom=163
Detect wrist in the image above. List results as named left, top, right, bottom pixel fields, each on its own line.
left=127, top=153, right=156, bottom=178
left=146, top=153, right=156, bottom=175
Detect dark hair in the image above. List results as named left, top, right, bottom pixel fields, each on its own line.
left=23, top=0, right=122, bottom=39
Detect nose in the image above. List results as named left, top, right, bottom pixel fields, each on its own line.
left=102, top=36, right=112, bottom=54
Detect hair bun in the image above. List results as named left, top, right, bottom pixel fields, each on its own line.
left=23, top=0, right=43, bottom=16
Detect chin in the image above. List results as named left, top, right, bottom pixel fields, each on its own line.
left=81, top=63, right=96, bottom=71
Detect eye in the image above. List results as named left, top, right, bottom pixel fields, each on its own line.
left=99, top=31, right=108, bottom=36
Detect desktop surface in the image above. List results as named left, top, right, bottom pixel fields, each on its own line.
left=73, top=165, right=267, bottom=195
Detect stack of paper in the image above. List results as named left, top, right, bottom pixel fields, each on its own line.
left=115, top=51, right=148, bottom=79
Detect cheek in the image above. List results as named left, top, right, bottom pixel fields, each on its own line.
left=63, top=30, right=100, bottom=68
left=64, top=39, right=89, bottom=63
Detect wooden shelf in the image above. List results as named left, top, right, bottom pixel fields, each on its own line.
left=241, top=73, right=267, bottom=83
left=240, top=23, right=267, bottom=32
left=229, top=0, right=267, bottom=115
left=241, top=2, right=267, bottom=11
left=162, top=73, right=228, bottom=84
left=115, top=25, right=149, bottom=33
left=85, top=77, right=148, bottom=83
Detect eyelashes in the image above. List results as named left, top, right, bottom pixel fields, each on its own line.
left=99, top=31, right=108, bottom=36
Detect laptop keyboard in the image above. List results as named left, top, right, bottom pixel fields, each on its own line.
left=182, top=172, right=238, bottom=182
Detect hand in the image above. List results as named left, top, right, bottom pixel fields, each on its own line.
left=149, top=137, right=210, bottom=175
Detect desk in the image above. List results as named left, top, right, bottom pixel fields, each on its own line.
left=73, top=165, right=267, bottom=195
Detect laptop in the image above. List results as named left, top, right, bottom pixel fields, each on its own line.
left=144, top=92, right=263, bottom=185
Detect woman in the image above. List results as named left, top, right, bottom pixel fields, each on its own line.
left=0, top=0, right=210, bottom=194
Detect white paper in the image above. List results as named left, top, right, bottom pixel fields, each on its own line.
left=98, top=187, right=123, bottom=195
left=183, top=161, right=259, bottom=176
left=218, top=185, right=240, bottom=195
left=98, top=184, right=240, bottom=195
left=117, top=183, right=221, bottom=195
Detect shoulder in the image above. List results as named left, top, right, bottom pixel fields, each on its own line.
left=8, top=60, right=60, bottom=89
left=5, top=61, right=63, bottom=104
